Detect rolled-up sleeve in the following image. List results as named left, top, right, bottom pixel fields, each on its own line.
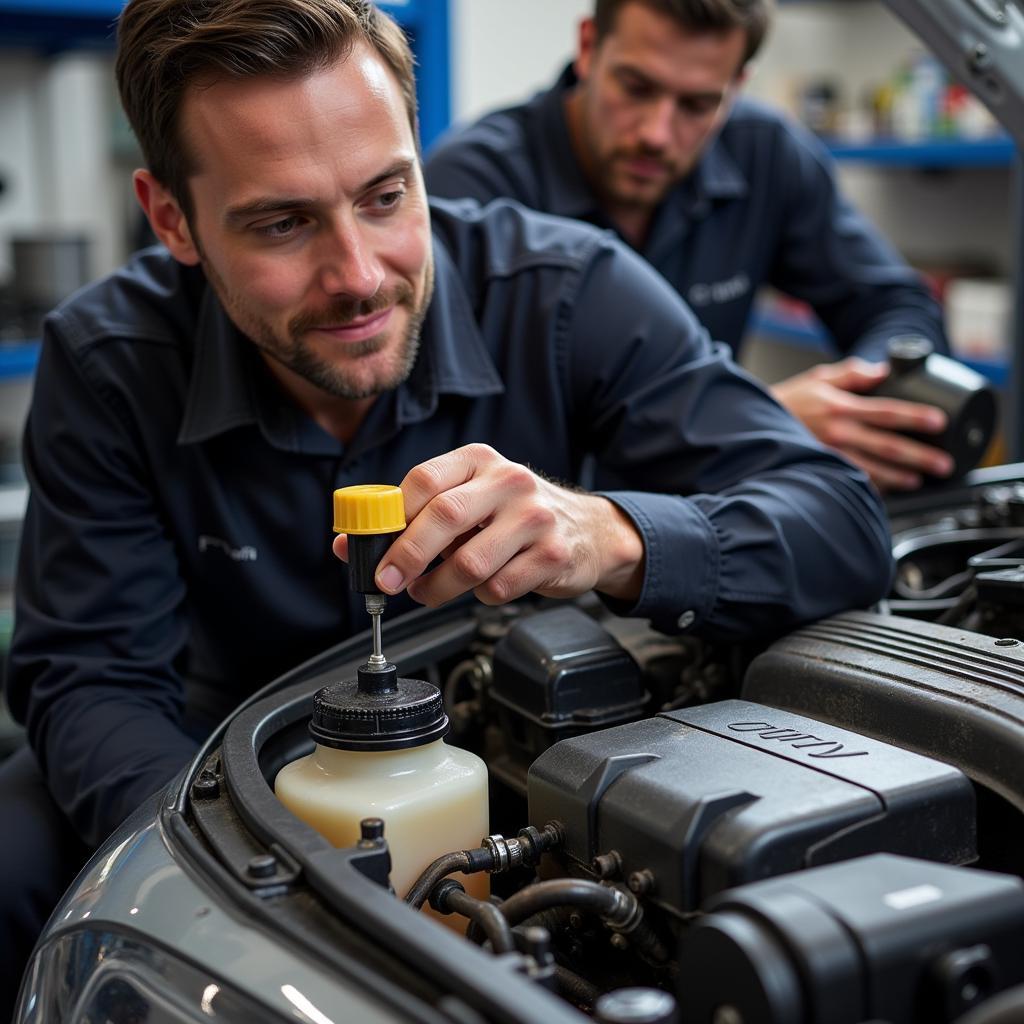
left=565, top=238, right=893, bottom=638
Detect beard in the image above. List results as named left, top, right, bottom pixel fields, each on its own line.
left=601, top=145, right=680, bottom=206
left=204, top=254, right=434, bottom=401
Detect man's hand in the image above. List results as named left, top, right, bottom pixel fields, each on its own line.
left=332, top=444, right=645, bottom=607
left=771, top=357, right=955, bottom=492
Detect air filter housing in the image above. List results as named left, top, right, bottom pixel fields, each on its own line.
left=528, top=700, right=975, bottom=913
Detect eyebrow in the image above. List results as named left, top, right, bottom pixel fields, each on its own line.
left=616, top=65, right=726, bottom=103
left=224, top=159, right=417, bottom=226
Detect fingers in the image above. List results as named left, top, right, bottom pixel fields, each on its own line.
left=409, top=522, right=565, bottom=607
left=774, top=373, right=946, bottom=449
left=332, top=448, right=644, bottom=609
left=829, top=392, right=947, bottom=434
left=397, top=443, right=501, bottom=520
left=806, top=357, right=889, bottom=392
left=838, top=447, right=924, bottom=492
left=378, top=445, right=545, bottom=598
left=830, top=417, right=954, bottom=480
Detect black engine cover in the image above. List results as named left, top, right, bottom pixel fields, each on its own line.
left=527, top=699, right=975, bottom=913
left=743, top=611, right=1024, bottom=815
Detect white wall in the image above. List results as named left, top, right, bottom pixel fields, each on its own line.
left=0, top=51, right=128, bottom=286
left=0, top=53, right=46, bottom=282
left=449, top=0, right=589, bottom=124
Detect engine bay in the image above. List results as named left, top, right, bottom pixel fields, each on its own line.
left=178, top=469, right=1024, bottom=1024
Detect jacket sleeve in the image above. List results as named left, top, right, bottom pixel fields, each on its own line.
left=566, top=238, right=894, bottom=640
left=424, top=117, right=541, bottom=208
left=766, top=118, right=948, bottom=361
left=6, top=318, right=196, bottom=848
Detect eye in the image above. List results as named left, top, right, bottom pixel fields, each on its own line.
left=255, top=216, right=305, bottom=239
left=619, top=75, right=654, bottom=100
left=373, top=187, right=406, bottom=212
left=679, top=98, right=720, bottom=118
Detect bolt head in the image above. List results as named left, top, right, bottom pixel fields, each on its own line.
left=360, top=817, right=385, bottom=840
left=247, top=854, right=277, bottom=879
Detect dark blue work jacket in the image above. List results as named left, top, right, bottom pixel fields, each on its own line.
left=8, top=198, right=891, bottom=846
left=425, top=66, right=948, bottom=361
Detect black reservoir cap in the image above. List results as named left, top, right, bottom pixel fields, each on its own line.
left=310, top=663, right=449, bottom=751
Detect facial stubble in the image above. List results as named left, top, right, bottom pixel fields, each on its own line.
left=202, top=246, right=435, bottom=401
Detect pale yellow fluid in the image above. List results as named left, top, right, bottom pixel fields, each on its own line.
left=274, top=739, right=489, bottom=933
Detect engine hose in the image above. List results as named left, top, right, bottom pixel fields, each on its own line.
left=466, top=897, right=506, bottom=947
left=517, top=906, right=574, bottom=937
left=429, top=880, right=516, bottom=954
left=404, top=848, right=493, bottom=910
left=405, top=824, right=565, bottom=911
left=499, top=879, right=669, bottom=963
left=499, top=878, right=633, bottom=927
left=553, top=964, right=600, bottom=1010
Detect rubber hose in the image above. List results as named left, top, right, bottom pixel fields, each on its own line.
left=554, top=964, right=600, bottom=1010
left=443, top=887, right=516, bottom=955
left=404, top=851, right=473, bottom=910
left=500, top=879, right=669, bottom=963
left=499, top=879, right=625, bottom=927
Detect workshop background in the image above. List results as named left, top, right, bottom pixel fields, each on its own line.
left=0, top=0, right=1017, bottom=746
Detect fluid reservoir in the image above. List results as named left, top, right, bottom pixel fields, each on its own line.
left=275, top=662, right=490, bottom=929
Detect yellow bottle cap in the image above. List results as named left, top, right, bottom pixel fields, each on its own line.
left=333, top=484, right=406, bottom=535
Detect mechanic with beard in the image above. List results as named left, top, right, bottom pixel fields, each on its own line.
left=0, top=0, right=893, bottom=1014
left=425, top=0, right=957, bottom=494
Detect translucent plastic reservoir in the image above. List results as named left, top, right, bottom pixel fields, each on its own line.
left=275, top=737, right=489, bottom=927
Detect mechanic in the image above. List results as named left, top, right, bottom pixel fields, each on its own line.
left=424, top=0, right=957, bottom=493
left=0, top=0, right=893, bottom=1015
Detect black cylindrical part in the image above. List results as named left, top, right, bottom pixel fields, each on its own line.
left=870, top=336, right=997, bottom=479
left=348, top=533, right=392, bottom=595
left=309, top=671, right=448, bottom=752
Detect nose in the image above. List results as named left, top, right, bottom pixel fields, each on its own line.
left=637, top=96, right=676, bottom=152
left=318, top=219, right=385, bottom=301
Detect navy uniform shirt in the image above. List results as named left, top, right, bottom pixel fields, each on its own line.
left=8, top=198, right=891, bottom=846
left=425, top=66, right=948, bottom=362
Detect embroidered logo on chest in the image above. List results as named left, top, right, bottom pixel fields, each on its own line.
left=687, top=272, right=751, bottom=307
left=198, top=534, right=258, bottom=562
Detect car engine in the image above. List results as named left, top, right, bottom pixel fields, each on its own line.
left=176, top=468, right=1024, bottom=1024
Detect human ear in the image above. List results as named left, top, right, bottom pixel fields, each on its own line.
left=574, top=17, right=598, bottom=82
left=133, top=169, right=201, bottom=266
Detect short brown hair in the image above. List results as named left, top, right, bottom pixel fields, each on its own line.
left=594, top=0, right=773, bottom=66
left=115, top=0, right=418, bottom=216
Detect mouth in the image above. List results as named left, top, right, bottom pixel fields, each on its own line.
left=311, top=306, right=394, bottom=343
left=621, top=156, right=671, bottom=181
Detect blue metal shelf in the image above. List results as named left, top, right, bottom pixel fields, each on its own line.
left=823, top=135, right=1016, bottom=167
left=750, top=310, right=1009, bottom=388
left=750, top=309, right=829, bottom=348
left=0, top=341, right=40, bottom=381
